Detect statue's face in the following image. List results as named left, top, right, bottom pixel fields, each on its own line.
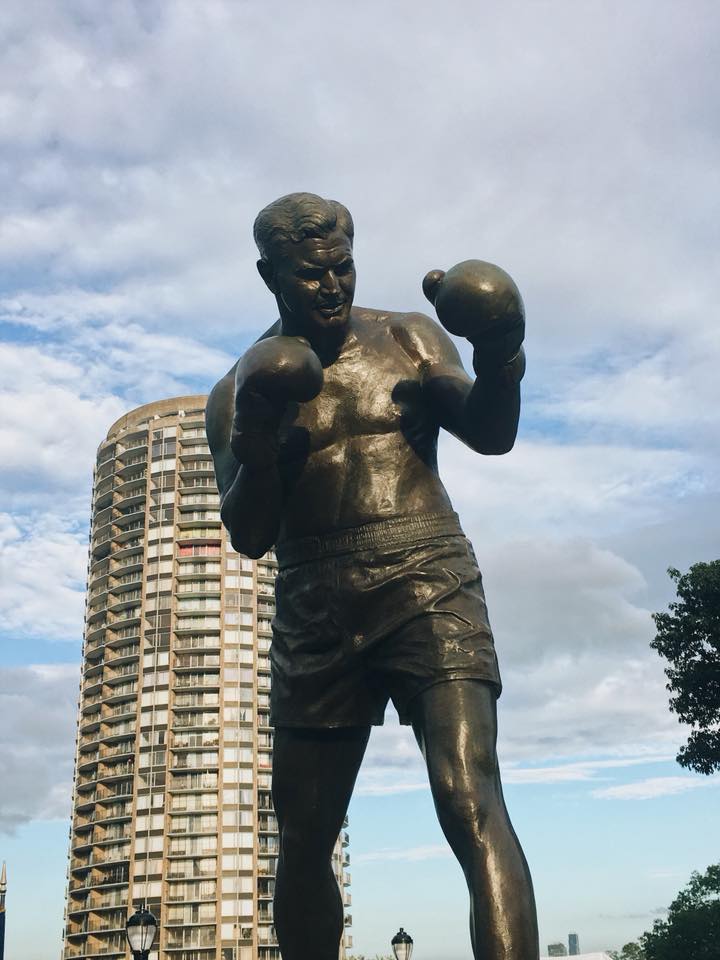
left=271, top=229, right=356, bottom=335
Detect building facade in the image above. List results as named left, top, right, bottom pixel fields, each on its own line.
left=63, top=396, right=351, bottom=960
left=568, top=933, right=580, bottom=955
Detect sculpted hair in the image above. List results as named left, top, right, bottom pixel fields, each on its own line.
left=253, top=192, right=354, bottom=263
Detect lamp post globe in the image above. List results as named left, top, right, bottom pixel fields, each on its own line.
left=126, top=905, right=158, bottom=960
left=391, top=927, right=413, bottom=960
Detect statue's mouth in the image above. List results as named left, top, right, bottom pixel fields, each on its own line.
left=317, top=300, right=346, bottom=317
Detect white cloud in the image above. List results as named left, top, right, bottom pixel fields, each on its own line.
left=592, top=776, right=720, bottom=801
left=502, top=756, right=674, bottom=786
left=0, top=0, right=718, bottom=861
left=0, top=663, right=79, bottom=833
left=355, top=844, right=452, bottom=863
left=0, top=512, right=87, bottom=641
left=443, top=438, right=705, bottom=546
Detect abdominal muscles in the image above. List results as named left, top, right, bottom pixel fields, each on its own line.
left=279, top=432, right=454, bottom=540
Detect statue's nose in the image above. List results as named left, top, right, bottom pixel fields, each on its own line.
left=321, top=270, right=340, bottom=293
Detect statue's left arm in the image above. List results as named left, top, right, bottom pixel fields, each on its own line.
left=396, top=312, right=525, bottom=455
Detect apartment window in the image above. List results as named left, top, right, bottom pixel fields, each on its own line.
left=222, top=809, right=254, bottom=827
left=222, top=767, right=253, bottom=784
left=221, top=853, right=253, bottom=871
left=179, top=544, right=222, bottom=557
left=140, top=707, right=168, bottom=726
left=141, top=690, right=169, bottom=707
left=221, top=875, right=253, bottom=894
left=151, top=458, right=176, bottom=473
left=134, top=835, right=164, bottom=854
left=135, top=813, right=165, bottom=832
left=224, top=612, right=253, bottom=626
left=143, top=651, right=169, bottom=669
left=221, top=898, right=253, bottom=918
left=224, top=747, right=253, bottom=763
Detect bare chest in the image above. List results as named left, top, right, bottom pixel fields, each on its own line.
left=283, top=333, right=420, bottom=453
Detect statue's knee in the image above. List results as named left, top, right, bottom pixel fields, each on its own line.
left=280, top=824, right=333, bottom=873
left=433, top=770, right=499, bottom=834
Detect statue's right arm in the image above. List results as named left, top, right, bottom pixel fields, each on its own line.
left=205, top=366, right=284, bottom=559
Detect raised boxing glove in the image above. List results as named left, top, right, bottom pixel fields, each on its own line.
left=423, top=260, right=525, bottom=373
left=232, top=336, right=323, bottom=467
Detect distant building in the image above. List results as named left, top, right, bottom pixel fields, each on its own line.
left=569, top=932, right=580, bottom=955
left=542, top=953, right=611, bottom=960
left=62, top=397, right=351, bottom=960
left=547, top=945, right=567, bottom=957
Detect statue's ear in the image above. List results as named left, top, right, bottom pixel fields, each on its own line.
left=257, top=259, right=276, bottom=293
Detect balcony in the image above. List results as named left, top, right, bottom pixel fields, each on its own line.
left=174, top=635, right=221, bottom=651
left=91, top=535, right=112, bottom=561
left=97, top=761, right=134, bottom=782
left=174, top=655, right=220, bottom=670
left=173, top=693, right=220, bottom=710
left=104, top=645, right=138, bottom=667
left=107, top=608, right=141, bottom=628
left=85, top=621, right=107, bottom=644
left=170, top=755, right=218, bottom=772
left=84, top=658, right=104, bottom=680
left=109, top=572, right=143, bottom=592
left=113, top=486, right=146, bottom=510
left=110, top=552, right=143, bottom=573
left=78, top=751, right=100, bottom=771
left=102, top=682, right=137, bottom=704
left=179, top=477, right=217, bottom=491
left=115, top=454, right=148, bottom=478
left=172, top=733, right=219, bottom=749
left=85, top=637, right=105, bottom=660
left=114, top=469, right=147, bottom=491
left=172, top=712, right=219, bottom=729
left=168, top=772, right=218, bottom=792
left=174, top=675, right=220, bottom=690
left=105, top=663, right=139, bottom=683
left=113, top=509, right=145, bottom=531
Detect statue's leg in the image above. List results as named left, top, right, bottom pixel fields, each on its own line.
left=271, top=725, right=371, bottom=960
left=410, top=680, right=539, bottom=960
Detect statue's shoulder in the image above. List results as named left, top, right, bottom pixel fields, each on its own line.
left=351, top=305, right=432, bottom=331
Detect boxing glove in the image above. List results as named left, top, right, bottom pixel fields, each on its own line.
left=423, top=260, right=525, bottom=372
left=232, top=336, right=323, bottom=467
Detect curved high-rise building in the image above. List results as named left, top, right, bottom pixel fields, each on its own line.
left=63, top=396, right=351, bottom=960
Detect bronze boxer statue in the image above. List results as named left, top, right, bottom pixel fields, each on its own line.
left=207, top=193, right=539, bottom=960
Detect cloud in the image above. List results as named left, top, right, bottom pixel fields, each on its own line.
left=355, top=844, right=452, bottom=863
left=592, top=776, right=720, bottom=801
left=1, top=0, right=719, bottom=852
left=443, top=438, right=706, bottom=547
left=0, top=663, right=79, bottom=833
left=0, top=512, right=87, bottom=641
left=502, top=756, right=674, bottom=786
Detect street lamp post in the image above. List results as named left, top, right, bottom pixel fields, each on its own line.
left=126, top=904, right=158, bottom=960
left=391, top=927, right=413, bottom=960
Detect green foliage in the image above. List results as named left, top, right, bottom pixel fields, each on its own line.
left=608, top=943, right=646, bottom=960
left=651, top=561, right=720, bottom=774
left=641, top=864, right=720, bottom=960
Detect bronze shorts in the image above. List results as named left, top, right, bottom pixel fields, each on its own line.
left=270, top=512, right=501, bottom=728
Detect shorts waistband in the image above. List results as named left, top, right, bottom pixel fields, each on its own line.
left=276, top=512, right=463, bottom=567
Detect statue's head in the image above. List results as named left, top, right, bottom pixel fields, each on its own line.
left=253, top=192, right=356, bottom=337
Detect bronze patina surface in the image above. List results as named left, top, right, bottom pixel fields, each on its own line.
left=207, top=193, right=538, bottom=960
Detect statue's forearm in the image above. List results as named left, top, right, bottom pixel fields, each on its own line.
left=462, top=368, right=521, bottom=455
left=428, top=348, right=523, bottom=455
left=220, top=462, right=283, bottom=559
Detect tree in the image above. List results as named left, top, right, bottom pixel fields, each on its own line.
left=609, top=942, right=646, bottom=959
left=640, top=864, right=720, bottom=960
left=651, top=561, right=720, bottom=774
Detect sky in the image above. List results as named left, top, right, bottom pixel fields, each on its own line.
left=0, top=0, right=719, bottom=957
